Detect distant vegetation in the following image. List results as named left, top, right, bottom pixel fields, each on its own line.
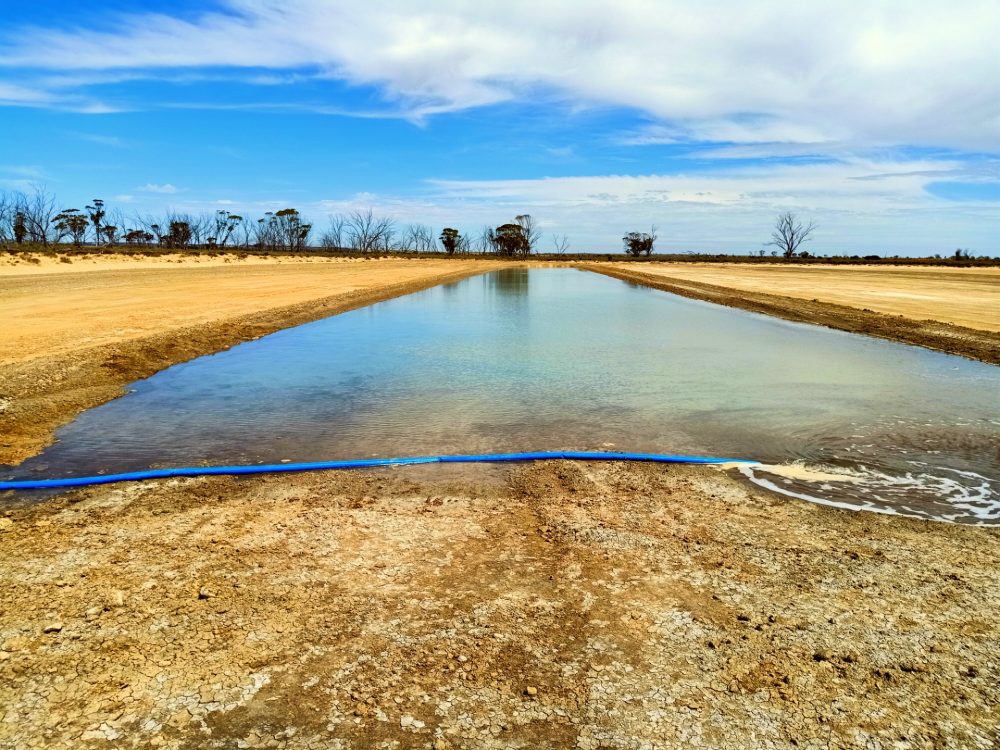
left=1, top=187, right=996, bottom=265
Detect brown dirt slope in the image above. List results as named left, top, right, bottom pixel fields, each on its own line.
left=609, top=263, right=1000, bottom=332
left=586, top=264, right=1000, bottom=365
left=0, top=462, right=997, bottom=749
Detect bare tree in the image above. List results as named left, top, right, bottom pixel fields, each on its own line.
left=0, top=192, right=11, bottom=246
left=551, top=233, right=570, bottom=254
left=479, top=225, right=498, bottom=253
left=346, top=209, right=395, bottom=253
left=766, top=212, right=816, bottom=258
left=321, top=214, right=347, bottom=249
left=0, top=188, right=57, bottom=247
left=514, top=214, right=541, bottom=253
left=21, top=186, right=57, bottom=246
left=402, top=223, right=437, bottom=252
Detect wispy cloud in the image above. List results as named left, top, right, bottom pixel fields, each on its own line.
left=138, top=183, right=180, bottom=194
left=0, top=1, right=997, bottom=149
left=72, top=132, right=127, bottom=148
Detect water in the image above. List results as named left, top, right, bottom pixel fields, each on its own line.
left=6, top=268, right=999, bottom=523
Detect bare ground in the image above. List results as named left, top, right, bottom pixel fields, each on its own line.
left=1, top=256, right=998, bottom=748
left=1, top=462, right=998, bottom=749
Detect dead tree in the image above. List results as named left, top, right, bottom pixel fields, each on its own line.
left=321, top=214, right=347, bottom=249
left=515, top=214, right=541, bottom=253
left=766, top=212, right=816, bottom=258
left=346, top=209, right=395, bottom=253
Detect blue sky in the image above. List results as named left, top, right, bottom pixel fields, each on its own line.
left=1, top=1, right=998, bottom=255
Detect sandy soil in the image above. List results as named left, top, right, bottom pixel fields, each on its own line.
left=0, top=257, right=502, bottom=464
left=2, top=255, right=998, bottom=747
left=589, top=264, right=1000, bottom=366
left=1, top=463, right=997, bottom=749
left=609, top=263, right=1000, bottom=332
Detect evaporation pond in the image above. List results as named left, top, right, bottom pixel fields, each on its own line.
left=8, top=268, right=1000, bottom=523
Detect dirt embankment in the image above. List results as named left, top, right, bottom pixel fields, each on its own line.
left=585, top=264, right=1000, bottom=365
left=0, top=258, right=502, bottom=465
left=1, top=462, right=997, bottom=749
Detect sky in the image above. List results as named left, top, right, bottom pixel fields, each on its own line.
left=0, top=0, right=998, bottom=255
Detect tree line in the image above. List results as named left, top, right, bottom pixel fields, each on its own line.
left=18, top=186, right=965, bottom=260
left=0, top=188, right=577, bottom=256
left=0, top=188, right=668, bottom=258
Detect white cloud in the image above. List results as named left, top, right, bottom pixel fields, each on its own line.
left=150, top=157, right=995, bottom=255
left=1, top=1, right=997, bottom=148
left=138, top=183, right=180, bottom=194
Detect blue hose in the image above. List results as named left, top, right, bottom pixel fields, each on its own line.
left=0, top=450, right=756, bottom=491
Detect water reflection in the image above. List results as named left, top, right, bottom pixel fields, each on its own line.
left=7, top=269, right=1000, bottom=524
left=485, top=267, right=529, bottom=295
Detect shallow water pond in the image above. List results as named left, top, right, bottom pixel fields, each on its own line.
left=7, top=268, right=1000, bottom=523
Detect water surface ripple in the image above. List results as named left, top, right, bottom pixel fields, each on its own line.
left=6, top=268, right=999, bottom=523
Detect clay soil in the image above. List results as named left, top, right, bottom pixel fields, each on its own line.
left=1, top=463, right=997, bottom=749
left=1, top=255, right=998, bottom=748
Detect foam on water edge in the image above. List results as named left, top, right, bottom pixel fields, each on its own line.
left=738, top=462, right=999, bottom=525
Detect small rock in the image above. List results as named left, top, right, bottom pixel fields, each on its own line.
left=0, top=518, right=13, bottom=532
left=43, top=622, right=64, bottom=634
left=85, top=607, right=101, bottom=620
left=198, top=586, right=216, bottom=600
left=433, top=740, right=450, bottom=750
left=524, top=686, right=538, bottom=697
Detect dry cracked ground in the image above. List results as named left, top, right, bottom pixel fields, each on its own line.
left=1, top=462, right=998, bottom=749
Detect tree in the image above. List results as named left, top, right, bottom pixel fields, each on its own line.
left=551, top=234, right=570, bottom=254
left=53, top=209, right=89, bottom=247
left=272, top=208, right=312, bottom=251
left=166, top=220, right=191, bottom=249
left=13, top=211, right=26, bottom=245
left=101, top=225, right=118, bottom=245
left=623, top=226, right=657, bottom=256
left=401, top=223, right=436, bottom=252
left=480, top=225, right=498, bottom=253
left=211, top=210, right=243, bottom=249
left=86, top=199, right=105, bottom=245
left=514, top=214, right=540, bottom=253
left=766, top=212, right=816, bottom=258
left=439, top=227, right=461, bottom=255
left=124, top=229, right=153, bottom=245
left=346, top=209, right=395, bottom=253
left=321, top=214, right=346, bottom=250
left=494, top=223, right=530, bottom=257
